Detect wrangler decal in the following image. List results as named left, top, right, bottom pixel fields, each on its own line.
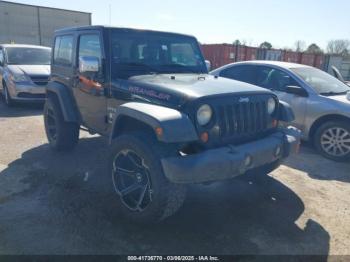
left=128, top=86, right=171, bottom=101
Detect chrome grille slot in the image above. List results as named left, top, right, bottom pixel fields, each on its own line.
left=217, top=98, right=270, bottom=141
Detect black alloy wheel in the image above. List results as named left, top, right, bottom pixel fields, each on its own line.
left=112, top=149, right=153, bottom=212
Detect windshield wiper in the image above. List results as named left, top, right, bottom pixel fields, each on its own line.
left=160, top=64, right=199, bottom=73
left=320, top=91, right=349, bottom=96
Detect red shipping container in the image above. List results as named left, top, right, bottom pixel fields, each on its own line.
left=201, top=44, right=327, bottom=70
left=244, top=46, right=258, bottom=61
left=300, top=53, right=315, bottom=66
left=201, top=44, right=237, bottom=69
left=283, top=51, right=301, bottom=63
left=236, top=45, right=246, bottom=61
left=314, top=54, right=325, bottom=69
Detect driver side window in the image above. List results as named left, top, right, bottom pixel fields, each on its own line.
left=256, top=66, right=299, bottom=92
left=78, top=34, right=102, bottom=63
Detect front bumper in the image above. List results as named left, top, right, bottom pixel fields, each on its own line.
left=161, top=127, right=300, bottom=184
left=9, top=82, right=46, bottom=102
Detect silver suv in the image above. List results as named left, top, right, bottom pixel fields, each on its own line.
left=211, top=61, right=350, bottom=162
left=0, top=44, right=51, bottom=106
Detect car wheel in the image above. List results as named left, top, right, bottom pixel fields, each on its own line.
left=314, top=121, right=350, bottom=162
left=44, top=96, right=80, bottom=151
left=109, top=133, right=186, bottom=224
left=3, top=83, right=13, bottom=107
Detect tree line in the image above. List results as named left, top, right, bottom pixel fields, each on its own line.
left=233, top=39, right=350, bottom=57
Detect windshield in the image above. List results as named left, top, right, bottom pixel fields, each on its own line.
left=110, top=30, right=207, bottom=79
left=6, top=47, right=51, bottom=65
left=291, top=67, right=350, bottom=95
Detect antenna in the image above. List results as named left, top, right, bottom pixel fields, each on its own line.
left=109, top=4, right=111, bottom=26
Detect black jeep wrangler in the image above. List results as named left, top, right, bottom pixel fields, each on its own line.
left=44, top=26, right=300, bottom=223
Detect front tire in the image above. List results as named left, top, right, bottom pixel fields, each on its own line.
left=44, top=96, right=80, bottom=151
left=109, top=133, right=186, bottom=224
left=314, top=121, right=350, bottom=162
left=3, top=82, right=14, bottom=107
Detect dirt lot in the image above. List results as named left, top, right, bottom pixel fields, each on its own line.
left=0, top=99, right=349, bottom=256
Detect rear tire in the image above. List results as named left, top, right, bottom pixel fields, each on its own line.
left=109, top=133, right=186, bottom=224
left=314, top=121, right=350, bottom=162
left=44, top=96, right=80, bottom=151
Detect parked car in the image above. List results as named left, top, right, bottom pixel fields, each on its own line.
left=44, top=26, right=300, bottom=223
left=211, top=61, right=350, bottom=162
left=332, top=66, right=350, bottom=87
left=0, top=44, right=51, bottom=106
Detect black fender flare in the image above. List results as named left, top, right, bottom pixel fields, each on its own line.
left=109, top=102, right=198, bottom=144
left=278, top=101, right=295, bottom=122
left=46, top=81, right=80, bottom=123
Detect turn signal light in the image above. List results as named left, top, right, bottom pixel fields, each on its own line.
left=155, top=127, right=163, bottom=137
left=272, top=120, right=278, bottom=128
left=200, top=132, right=209, bottom=143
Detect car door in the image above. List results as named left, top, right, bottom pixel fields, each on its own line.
left=255, top=65, right=308, bottom=131
left=0, top=48, right=4, bottom=90
left=73, top=31, right=108, bottom=134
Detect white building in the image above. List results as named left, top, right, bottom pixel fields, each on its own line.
left=0, top=1, right=91, bottom=47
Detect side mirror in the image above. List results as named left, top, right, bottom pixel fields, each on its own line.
left=79, top=56, right=99, bottom=73
left=332, top=66, right=345, bottom=82
left=205, top=60, right=211, bottom=72
left=286, top=85, right=308, bottom=97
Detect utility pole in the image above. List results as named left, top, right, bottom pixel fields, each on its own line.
left=37, top=7, right=42, bottom=45
left=109, top=4, right=111, bottom=26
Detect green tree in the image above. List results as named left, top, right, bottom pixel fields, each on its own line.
left=259, top=41, right=272, bottom=49
left=233, top=39, right=241, bottom=45
left=306, top=43, right=323, bottom=54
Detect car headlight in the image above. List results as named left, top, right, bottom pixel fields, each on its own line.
left=267, top=98, right=276, bottom=115
left=10, top=73, right=30, bottom=82
left=197, top=104, right=213, bottom=126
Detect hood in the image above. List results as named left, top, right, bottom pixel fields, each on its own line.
left=325, top=93, right=350, bottom=104
left=128, top=74, right=271, bottom=100
left=7, top=65, right=50, bottom=76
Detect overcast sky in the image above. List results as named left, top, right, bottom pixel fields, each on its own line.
left=8, top=0, right=350, bottom=49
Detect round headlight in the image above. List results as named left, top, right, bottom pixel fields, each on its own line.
left=267, top=98, right=276, bottom=115
left=197, top=104, right=212, bottom=126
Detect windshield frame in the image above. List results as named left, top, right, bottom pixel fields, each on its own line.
left=5, top=47, right=51, bottom=65
left=291, top=66, right=350, bottom=95
left=109, top=29, right=207, bottom=80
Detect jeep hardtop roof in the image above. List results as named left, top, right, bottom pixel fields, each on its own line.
left=54, top=25, right=196, bottom=39
left=0, top=44, right=51, bottom=49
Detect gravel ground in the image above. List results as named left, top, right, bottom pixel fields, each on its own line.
left=0, top=100, right=349, bottom=256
